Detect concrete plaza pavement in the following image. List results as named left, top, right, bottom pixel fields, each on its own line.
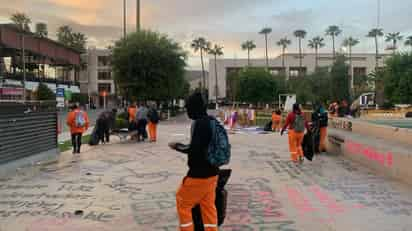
left=1, top=117, right=412, bottom=231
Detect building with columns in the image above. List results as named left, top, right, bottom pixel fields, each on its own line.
left=208, top=53, right=388, bottom=101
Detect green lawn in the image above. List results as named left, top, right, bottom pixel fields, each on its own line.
left=58, top=135, right=91, bottom=153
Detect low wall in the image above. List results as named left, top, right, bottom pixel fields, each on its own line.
left=327, top=117, right=412, bottom=185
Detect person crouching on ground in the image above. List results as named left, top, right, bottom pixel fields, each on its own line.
left=66, top=103, right=89, bottom=154
left=281, top=103, right=310, bottom=163
left=169, top=92, right=219, bottom=231
left=96, top=109, right=117, bottom=144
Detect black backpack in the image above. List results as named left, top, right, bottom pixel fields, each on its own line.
left=148, top=109, right=160, bottom=124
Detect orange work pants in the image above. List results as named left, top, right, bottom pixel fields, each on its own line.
left=319, top=127, right=327, bottom=152
left=272, top=120, right=281, bottom=132
left=176, top=176, right=218, bottom=231
left=148, top=122, right=157, bottom=141
left=288, top=130, right=304, bottom=162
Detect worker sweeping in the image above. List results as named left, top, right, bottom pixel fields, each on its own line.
left=281, top=104, right=310, bottom=163
left=272, top=109, right=282, bottom=132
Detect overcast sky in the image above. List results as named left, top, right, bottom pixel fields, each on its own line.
left=0, top=0, right=411, bottom=69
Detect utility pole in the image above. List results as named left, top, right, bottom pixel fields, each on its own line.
left=136, top=0, right=140, bottom=31
left=22, top=34, right=26, bottom=102
left=123, top=0, right=127, bottom=38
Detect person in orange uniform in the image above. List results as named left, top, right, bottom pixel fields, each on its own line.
left=272, top=109, right=282, bottom=132
left=312, top=104, right=329, bottom=153
left=169, top=92, right=219, bottom=231
left=281, top=104, right=309, bottom=162
left=66, top=103, right=89, bottom=154
left=147, top=105, right=160, bottom=142
left=128, top=102, right=138, bottom=139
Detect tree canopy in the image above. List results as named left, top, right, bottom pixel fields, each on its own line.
left=111, top=30, right=188, bottom=102
left=36, top=83, right=55, bottom=101
left=57, top=25, right=87, bottom=52
left=382, top=53, right=412, bottom=104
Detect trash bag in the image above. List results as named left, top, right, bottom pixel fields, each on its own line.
left=88, top=126, right=99, bottom=146
left=192, top=169, right=232, bottom=231
left=263, top=121, right=272, bottom=132
left=302, top=132, right=314, bottom=161
left=312, top=127, right=320, bottom=154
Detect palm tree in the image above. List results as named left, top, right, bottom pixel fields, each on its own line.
left=405, top=36, right=412, bottom=51
left=385, top=32, right=403, bottom=54
left=208, top=44, right=224, bottom=108
left=241, top=40, right=256, bottom=66
left=276, top=37, right=292, bottom=70
left=35, top=23, right=48, bottom=38
left=10, top=12, right=31, bottom=32
left=259, top=27, right=272, bottom=68
left=343, top=37, right=360, bottom=95
left=307, top=36, right=325, bottom=69
left=325, top=25, right=342, bottom=59
left=191, top=37, right=211, bottom=91
left=367, top=28, right=384, bottom=69
left=294, top=30, right=307, bottom=76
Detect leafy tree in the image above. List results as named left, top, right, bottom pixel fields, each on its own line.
left=330, top=55, right=350, bottom=101
left=57, top=25, right=87, bottom=52
left=111, top=30, right=187, bottom=102
left=382, top=53, right=412, bottom=104
left=259, top=27, right=272, bottom=68
left=36, top=83, right=55, bottom=100
left=227, top=71, right=240, bottom=102
left=293, top=30, right=307, bottom=75
left=241, top=40, right=256, bottom=66
left=10, top=12, right=31, bottom=32
left=208, top=44, right=224, bottom=101
left=385, top=32, right=403, bottom=54
left=405, top=36, right=412, bottom=50
left=191, top=37, right=210, bottom=91
left=308, top=36, right=325, bottom=68
left=325, top=25, right=342, bottom=59
left=237, top=68, right=279, bottom=104
left=367, top=28, right=384, bottom=69
left=276, top=37, right=291, bottom=69
left=35, top=23, right=48, bottom=38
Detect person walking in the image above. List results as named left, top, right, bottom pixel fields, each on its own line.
left=312, top=104, right=328, bottom=153
left=281, top=104, right=309, bottom=163
left=135, top=103, right=149, bottom=142
left=66, top=103, right=89, bottom=154
left=169, top=92, right=219, bottom=231
left=147, top=105, right=160, bottom=142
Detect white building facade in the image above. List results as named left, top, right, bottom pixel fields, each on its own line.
left=208, top=53, right=387, bottom=101
left=80, top=48, right=116, bottom=107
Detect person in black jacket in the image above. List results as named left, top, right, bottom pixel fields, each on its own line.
left=96, top=109, right=117, bottom=144
left=169, top=92, right=219, bottom=231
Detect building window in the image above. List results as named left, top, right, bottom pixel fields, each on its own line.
left=353, top=67, right=367, bottom=77
left=98, top=83, right=111, bottom=93
left=98, top=71, right=112, bottom=80
left=289, top=69, right=299, bottom=77
left=270, top=69, right=280, bottom=76
left=98, top=56, right=111, bottom=66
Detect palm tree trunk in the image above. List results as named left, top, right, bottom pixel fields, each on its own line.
left=315, top=47, right=319, bottom=69
left=299, top=38, right=302, bottom=76
left=349, top=45, right=354, bottom=97
left=247, top=49, right=250, bottom=66
left=282, top=46, right=285, bottom=69
left=375, top=36, right=379, bottom=69
left=200, top=48, right=205, bottom=91
left=214, top=55, right=218, bottom=104
left=265, top=34, right=269, bottom=68
left=332, top=35, right=336, bottom=60
left=393, top=41, right=396, bottom=55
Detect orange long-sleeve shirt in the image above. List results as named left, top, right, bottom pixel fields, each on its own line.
left=66, top=109, right=89, bottom=134
left=282, top=112, right=310, bottom=131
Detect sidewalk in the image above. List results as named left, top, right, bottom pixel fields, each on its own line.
left=58, top=127, right=94, bottom=143
left=1, top=118, right=412, bottom=230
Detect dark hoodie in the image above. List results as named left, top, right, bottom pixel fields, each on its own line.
left=175, top=92, right=219, bottom=178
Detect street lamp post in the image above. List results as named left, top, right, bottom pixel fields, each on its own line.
left=136, top=0, right=140, bottom=31
left=22, top=34, right=26, bottom=102
left=123, top=0, right=127, bottom=38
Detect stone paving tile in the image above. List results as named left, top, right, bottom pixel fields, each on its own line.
left=0, top=119, right=412, bottom=231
